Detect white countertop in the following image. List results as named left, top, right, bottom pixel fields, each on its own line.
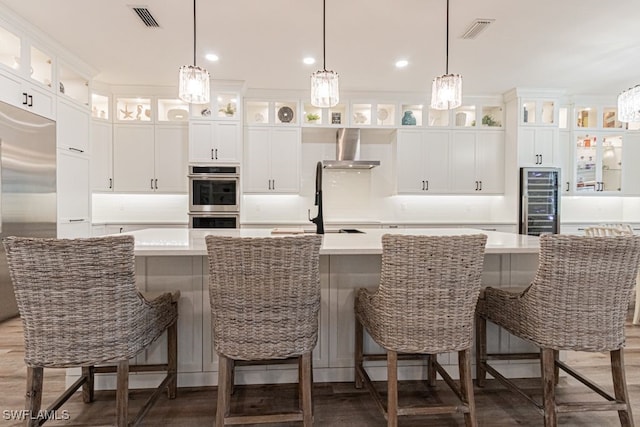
left=126, top=228, right=540, bottom=256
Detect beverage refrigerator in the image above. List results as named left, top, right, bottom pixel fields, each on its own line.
left=519, top=167, right=560, bottom=236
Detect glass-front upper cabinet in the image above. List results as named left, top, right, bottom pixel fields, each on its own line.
left=400, top=104, right=423, bottom=126
left=91, top=93, right=109, bottom=120
left=0, top=26, right=20, bottom=71
left=115, top=96, right=152, bottom=122
left=523, top=100, right=555, bottom=125
left=245, top=100, right=298, bottom=125
left=30, top=45, right=53, bottom=88
left=58, top=62, right=89, bottom=105
left=453, top=105, right=476, bottom=127
left=428, top=107, right=449, bottom=127
left=158, top=98, right=189, bottom=122
left=575, top=133, right=622, bottom=193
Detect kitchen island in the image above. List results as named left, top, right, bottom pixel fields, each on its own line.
left=71, top=228, right=542, bottom=389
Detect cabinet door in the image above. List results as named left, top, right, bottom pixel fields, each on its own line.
left=450, top=132, right=478, bottom=193
left=90, top=120, right=113, bottom=191
left=0, top=69, right=23, bottom=109
left=113, top=124, right=155, bottom=192
left=57, top=221, right=91, bottom=238
left=155, top=125, right=188, bottom=192
left=23, top=81, right=56, bottom=120
left=57, top=150, right=90, bottom=221
left=519, top=127, right=557, bottom=166
left=423, top=131, right=450, bottom=193
left=396, top=130, right=426, bottom=193
left=57, top=99, right=89, bottom=153
left=244, top=127, right=272, bottom=192
left=476, top=131, right=505, bottom=194
left=213, top=122, right=240, bottom=162
left=623, top=133, right=640, bottom=196
left=559, top=131, right=573, bottom=194
left=269, top=128, right=300, bottom=193
left=188, top=121, right=214, bottom=162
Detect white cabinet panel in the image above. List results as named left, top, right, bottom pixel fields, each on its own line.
left=450, top=132, right=477, bottom=193
left=559, top=131, right=573, bottom=194
left=57, top=221, right=91, bottom=238
left=113, top=124, right=155, bottom=192
left=57, top=99, right=89, bottom=153
left=623, top=133, right=640, bottom=196
left=90, top=120, right=113, bottom=191
left=57, top=150, right=90, bottom=221
left=189, top=121, right=240, bottom=163
left=396, top=130, right=450, bottom=194
left=519, top=127, right=558, bottom=167
left=451, top=131, right=504, bottom=194
left=155, top=125, right=188, bottom=192
left=0, top=69, right=55, bottom=119
left=244, top=127, right=300, bottom=193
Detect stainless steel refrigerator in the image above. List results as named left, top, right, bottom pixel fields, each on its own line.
left=0, top=101, right=56, bottom=321
left=519, top=167, right=560, bottom=236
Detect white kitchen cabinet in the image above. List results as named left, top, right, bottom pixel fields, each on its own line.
left=396, top=129, right=450, bottom=193
left=90, top=120, right=113, bottom=191
left=574, top=132, right=622, bottom=194
left=57, top=149, right=90, bottom=238
left=559, top=131, right=573, bottom=194
left=57, top=98, right=89, bottom=154
left=518, top=127, right=559, bottom=167
left=623, top=132, right=640, bottom=196
left=113, top=124, right=188, bottom=193
left=189, top=121, right=240, bottom=163
left=450, top=131, right=504, bottom=194
left=0, top=68, right=56, bottom=119
left=244, top=126, right=300, bottom=193
left=154, top=125, right=188, bottom=192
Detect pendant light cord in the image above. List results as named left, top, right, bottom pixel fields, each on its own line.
left=322, top=0, right=326, bottom=71
left=193, top=0, right=197, bottom=67
left=445, top=0, right=449, bottom=74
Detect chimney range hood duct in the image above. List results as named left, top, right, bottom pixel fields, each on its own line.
left=322, top=128, right=380, bottom=169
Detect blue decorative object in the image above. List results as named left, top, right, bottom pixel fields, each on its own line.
left=402, top=110, right=416, bottom=126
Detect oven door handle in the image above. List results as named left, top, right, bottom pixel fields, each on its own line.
left=188, top=175, right=239, bottom=179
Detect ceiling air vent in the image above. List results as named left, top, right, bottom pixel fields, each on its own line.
left=461, top=19, right=495, bottom=39
left=130, top=6, right=160, bottom=28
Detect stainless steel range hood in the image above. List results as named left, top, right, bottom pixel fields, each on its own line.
left=322, top=128, right=380, bottom=169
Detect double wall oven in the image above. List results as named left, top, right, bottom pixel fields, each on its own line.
left=188, top=165, right=240, bottom=228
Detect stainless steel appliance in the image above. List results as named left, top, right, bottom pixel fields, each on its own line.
left=188, top=165, right=239, bottom=212
left=519, top=167, right=560, bottom=236
left=0, top=101, right=57, bottom=321
left=188, top=165, right=240, bottom=228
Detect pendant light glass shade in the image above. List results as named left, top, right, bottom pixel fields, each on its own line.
left=311, top=0, right=339, bottom=108
left=311, top=70, right=339, bottom=108
left=179, top=0, right=210, bottom=104
left=431, top=73, right=462, bottom=110
left=179, top=65, right=210, bottom=104
left=617, top=85, right=640, bottom=123
left=430, top=0, right=462, bottom=110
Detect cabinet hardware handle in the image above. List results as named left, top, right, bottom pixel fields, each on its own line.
left=119, top=227, right=124, bottom=233
left=22, top=92, right=28, bottom=105
left=566, top=181, right=569, bottom=192
left=69, top=219, right=85, bottom=223
left=268, top=179, right=271, bottom=190
left=109, top=178, right=113, bottom=189
left=155, top=178, right=158, bottom=190
left=421, top=180, right=425, bottom=190
left=272, top=179, right=275, bottom=190
left=535, top=155, right=538, bottom=164
left=425, top=180, right=429, bottom=191
left=68, top=147, right=84, bottom=153
left=539, top=154, right=543, bottom=164
left=475, top=181, right=478, bottom=191
left=27, top=95, right=33, bottom=107
left=215, top=148, right=218, bottom=159
left=211, top=149, right=214, bottom=160
left=150, top=179, right=154, bottom=190
left=479, top=181, right=483, bottom=191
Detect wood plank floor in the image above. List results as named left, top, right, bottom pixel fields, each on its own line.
left=1, top=315, right=640, bottom=426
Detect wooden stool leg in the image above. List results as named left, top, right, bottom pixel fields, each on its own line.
left=553, top=350, right=560, bottom=386
left=611, top=349, right=634, bottom=427
left=300, top=352, right=313, bottom=427
left=459, top=349, right=478, bottom=427
left=354, top=316, right=364, bottom=389
left=26, top=367, right=43, bottom=427
left=387, top=350, right=398, bottom=427
left=216, top=355, right=230, bottom=427
left=475, top=314, right=487, bottom=387
left=82, top=366, right=95, bottom=403
left=167, top=319, right=178, bottom=399
left=540, top=348, right=557, bottom=427
left=427, top=354, right=437, bottom=387
left=115, top=360, right=129, bottom=427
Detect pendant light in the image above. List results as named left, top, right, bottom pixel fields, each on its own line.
left=430, top=0, right=462, bottom=110
left=617, top=85, right=640, bottom=123
left=310, top=0, right=339, bottom=108
left=179, top=0, right=210, bottom=104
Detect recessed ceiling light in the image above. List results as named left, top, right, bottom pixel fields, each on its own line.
left=303, top=57, right=316, bottom=65
left=395, top=60, right=409, bottom=68
left=206, top=53, right=219, bottom=62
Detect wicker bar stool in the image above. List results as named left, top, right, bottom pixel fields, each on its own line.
left=2, top=235, right=179, bottom=427
left=476, top=234, right=640, bottom=427
left=354, top=234, right=488, bottom=427
left=206, top=234, right=322, bottom=427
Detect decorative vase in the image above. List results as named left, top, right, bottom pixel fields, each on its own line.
left=402, top=110, right=416, bottom=126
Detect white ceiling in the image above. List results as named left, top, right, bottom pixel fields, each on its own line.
left=2, top=0, right=640, bottom=98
